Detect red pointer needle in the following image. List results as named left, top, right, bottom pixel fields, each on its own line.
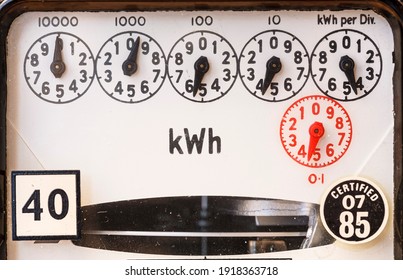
left=308, top=122, right=325, bottom=161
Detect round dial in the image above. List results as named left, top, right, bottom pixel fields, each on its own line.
left=239, top=30, right=309, bottom=102
left=311, top=29, right=382, bottom=101
left=167, top=30, right=238, bottom=102
left=24, top=32, right=95, bottom=104
left=96, top=31, right=166, bottom=103
left=280, top=95, right=352, bottom=167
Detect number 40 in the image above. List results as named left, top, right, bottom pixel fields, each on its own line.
left=22, top=189, right=69, bottom=221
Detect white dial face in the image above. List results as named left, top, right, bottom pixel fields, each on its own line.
left=239, top=30, right=310, bottom=102
left=96, top=31, right=166, bottom=103
left=24, top=32, right=95, bottom=103
left=311, top=29, right=382, bottom=101
left=5, top=9, right=397, bottom=260
left=167, top=31, right=238, bottom=102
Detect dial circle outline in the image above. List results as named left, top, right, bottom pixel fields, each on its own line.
left=24, top=31, right=96, bottom=104
left=239, top=29, right=310, bottom=102
left=96, top=31, right=167, bottom=104
left=167, top=30, right=238, bottom=103
left=310, top=29, right=382, bottom=101
left=280, top=95, right=353, bottom=168
left=320, top=177, right=389, bottom=244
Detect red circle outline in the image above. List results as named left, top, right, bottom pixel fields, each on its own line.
left=280, top=95, right=353, bottom=168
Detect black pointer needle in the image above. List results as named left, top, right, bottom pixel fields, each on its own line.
left=262, top=56, right=282, bottom=95
left=193, top=56, right=210, bottom=97
left=339, top=55, right=358, bottom=94
left=122, top=36, right=140, bottom=76
left=50, top=35, right=66, bottom=78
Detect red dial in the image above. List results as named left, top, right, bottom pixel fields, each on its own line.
left=280, top=95, right=352, bottom=168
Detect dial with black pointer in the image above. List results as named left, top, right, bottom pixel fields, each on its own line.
left=168, top=30, right=237, bottom=102
left=339, top=55, right=358, bottom=95
left=122, top=36, right=140, bottom=76
left=311, top=29, right=382, bottom=101
left=96, top=31, right=166, bottom=103
left=24, top=32, right=95, bottom=103
left=240, top=30, right=309, bottom=102
left=262, top=56, right=282, bottom=95
left=193, top=56, right=210, bottom=97
left=50, top=35, right=66, bottom=78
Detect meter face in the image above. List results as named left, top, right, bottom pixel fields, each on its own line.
left=2, top=1, right=402, bottom=259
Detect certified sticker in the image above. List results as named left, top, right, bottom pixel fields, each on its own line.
left=11, top=170, right=81, bottom=240
left=320, top=177, right=388, bottom=244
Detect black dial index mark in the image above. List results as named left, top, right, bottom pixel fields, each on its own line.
left=262, top=56, right=282, bottom=95
left=193, top=55, right=210, bottom=97
left=50, top=35, right=66, bottom=78
left=339, top=55, right=358, bottom=94
left=122, top=36, right=140, bottom=76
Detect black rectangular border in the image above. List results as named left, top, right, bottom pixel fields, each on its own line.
left=11, top=170, right=81, bottom=241
left=0, top=0, right=400, bottom=259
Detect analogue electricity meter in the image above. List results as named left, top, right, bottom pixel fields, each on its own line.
left=0, top=0, right=401, bottom=260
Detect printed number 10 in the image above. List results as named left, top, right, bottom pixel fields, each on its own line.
left=22, top=189, right=69, bottom=221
